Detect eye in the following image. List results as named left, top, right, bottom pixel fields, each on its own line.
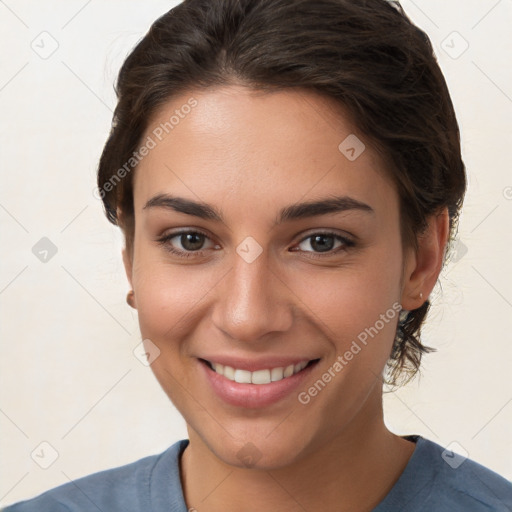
left=292, top=231, right=355, bottom=258
left=157, top=230, right=219, bottom=258
left=156, top=229, right=355, bottom=259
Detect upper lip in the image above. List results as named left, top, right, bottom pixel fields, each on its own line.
left=199, top=355, right=320, bottom=372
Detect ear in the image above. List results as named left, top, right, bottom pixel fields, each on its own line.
left=400, top=207, right=450, bottom=311
left=122, top=246, right=134, bottom=290
left=118, top=207, right=134, bottom=289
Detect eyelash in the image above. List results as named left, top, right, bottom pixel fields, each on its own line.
left=156, top=229, right=356, bottom=260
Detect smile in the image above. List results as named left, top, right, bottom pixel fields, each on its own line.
left=202, top=359, right=317, bottom=385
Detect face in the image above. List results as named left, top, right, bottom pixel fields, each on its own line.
left=124, top=85, right=414, bottom=469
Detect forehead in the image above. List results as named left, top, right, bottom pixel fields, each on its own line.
left=133, top=86, right=397, bottom=220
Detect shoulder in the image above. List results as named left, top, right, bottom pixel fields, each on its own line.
left=428, top=441, right=512, bottom=511
left=392, top=436, right=512, bottom=511
left=1, top=440, right=189, bottom=512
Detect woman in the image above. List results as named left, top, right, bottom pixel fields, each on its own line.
left=4, top=0, right=512, bottom=510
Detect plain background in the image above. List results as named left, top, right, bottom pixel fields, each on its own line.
left=1, top=0, right=511, bottom=506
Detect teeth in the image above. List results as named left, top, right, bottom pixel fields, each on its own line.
left=283, top=364, right=294, bottom=378
left=270, top=367, right=284, bottom=381
left=251, top=369, right=271, bottom=385
left=234, top=369, right=252, bottom=384
left=209, top=360, right=310, bottom=385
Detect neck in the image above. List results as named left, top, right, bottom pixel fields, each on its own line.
left=179, top=387, right=416, bottom=512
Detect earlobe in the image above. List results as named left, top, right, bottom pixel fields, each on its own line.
left=126, top=289, right=136, bottom=308
left=400, top=208, right=449, bottom=311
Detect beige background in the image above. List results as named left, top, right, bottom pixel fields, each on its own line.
left=1, top=0, right=511, bottom=506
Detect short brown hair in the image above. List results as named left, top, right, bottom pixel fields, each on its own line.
left=97, top=0, right=466, bottom=387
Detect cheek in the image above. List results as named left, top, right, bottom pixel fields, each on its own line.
left=288, top=244, right=403, bottom=375
left=132, top=254, right=222, bottom=347
left=131, top=262, right=213, bottom=403
left=294, top=245, right=402, bottom=328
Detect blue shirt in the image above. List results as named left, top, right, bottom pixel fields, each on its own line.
left=3, top=435, right=512, bottom=511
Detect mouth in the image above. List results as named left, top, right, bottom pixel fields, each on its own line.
left=198, top=356, right=322, bottom=408
left=199, top=358, right=321, bottom=385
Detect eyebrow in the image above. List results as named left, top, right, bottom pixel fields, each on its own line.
left=143, top=193, right=374, bottom=224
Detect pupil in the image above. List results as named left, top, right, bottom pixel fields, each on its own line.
left=311, top=235, right=334, bottom=252
left=182, top=233, right=203, bottom=251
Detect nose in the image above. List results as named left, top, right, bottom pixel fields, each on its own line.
left=211, top=249, right=294, bottom=343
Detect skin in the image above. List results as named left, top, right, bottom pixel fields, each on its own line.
left=122, top=85, right=449, bottom=512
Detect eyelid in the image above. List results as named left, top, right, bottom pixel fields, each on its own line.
left=156, top=228, right=355, bottom=258
left=296, top=228, right=355, bottom=242
left=292, top=230, right=355, bottom=256
left=157, top=228, right=217, bottom=250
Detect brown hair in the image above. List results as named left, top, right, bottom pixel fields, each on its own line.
left=97, top=0, right=466, bottom=387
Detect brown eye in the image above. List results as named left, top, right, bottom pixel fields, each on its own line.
left=293, top=232, right=355, bottom=258
left=157, top=230, right=218, bottom=258
left=177, top=232, right=206, bottom=251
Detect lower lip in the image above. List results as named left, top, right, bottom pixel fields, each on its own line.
left=199, top=359, right=319, bottom=408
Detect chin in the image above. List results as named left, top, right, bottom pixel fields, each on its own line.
left=198, top=422, right=318, bottom=470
